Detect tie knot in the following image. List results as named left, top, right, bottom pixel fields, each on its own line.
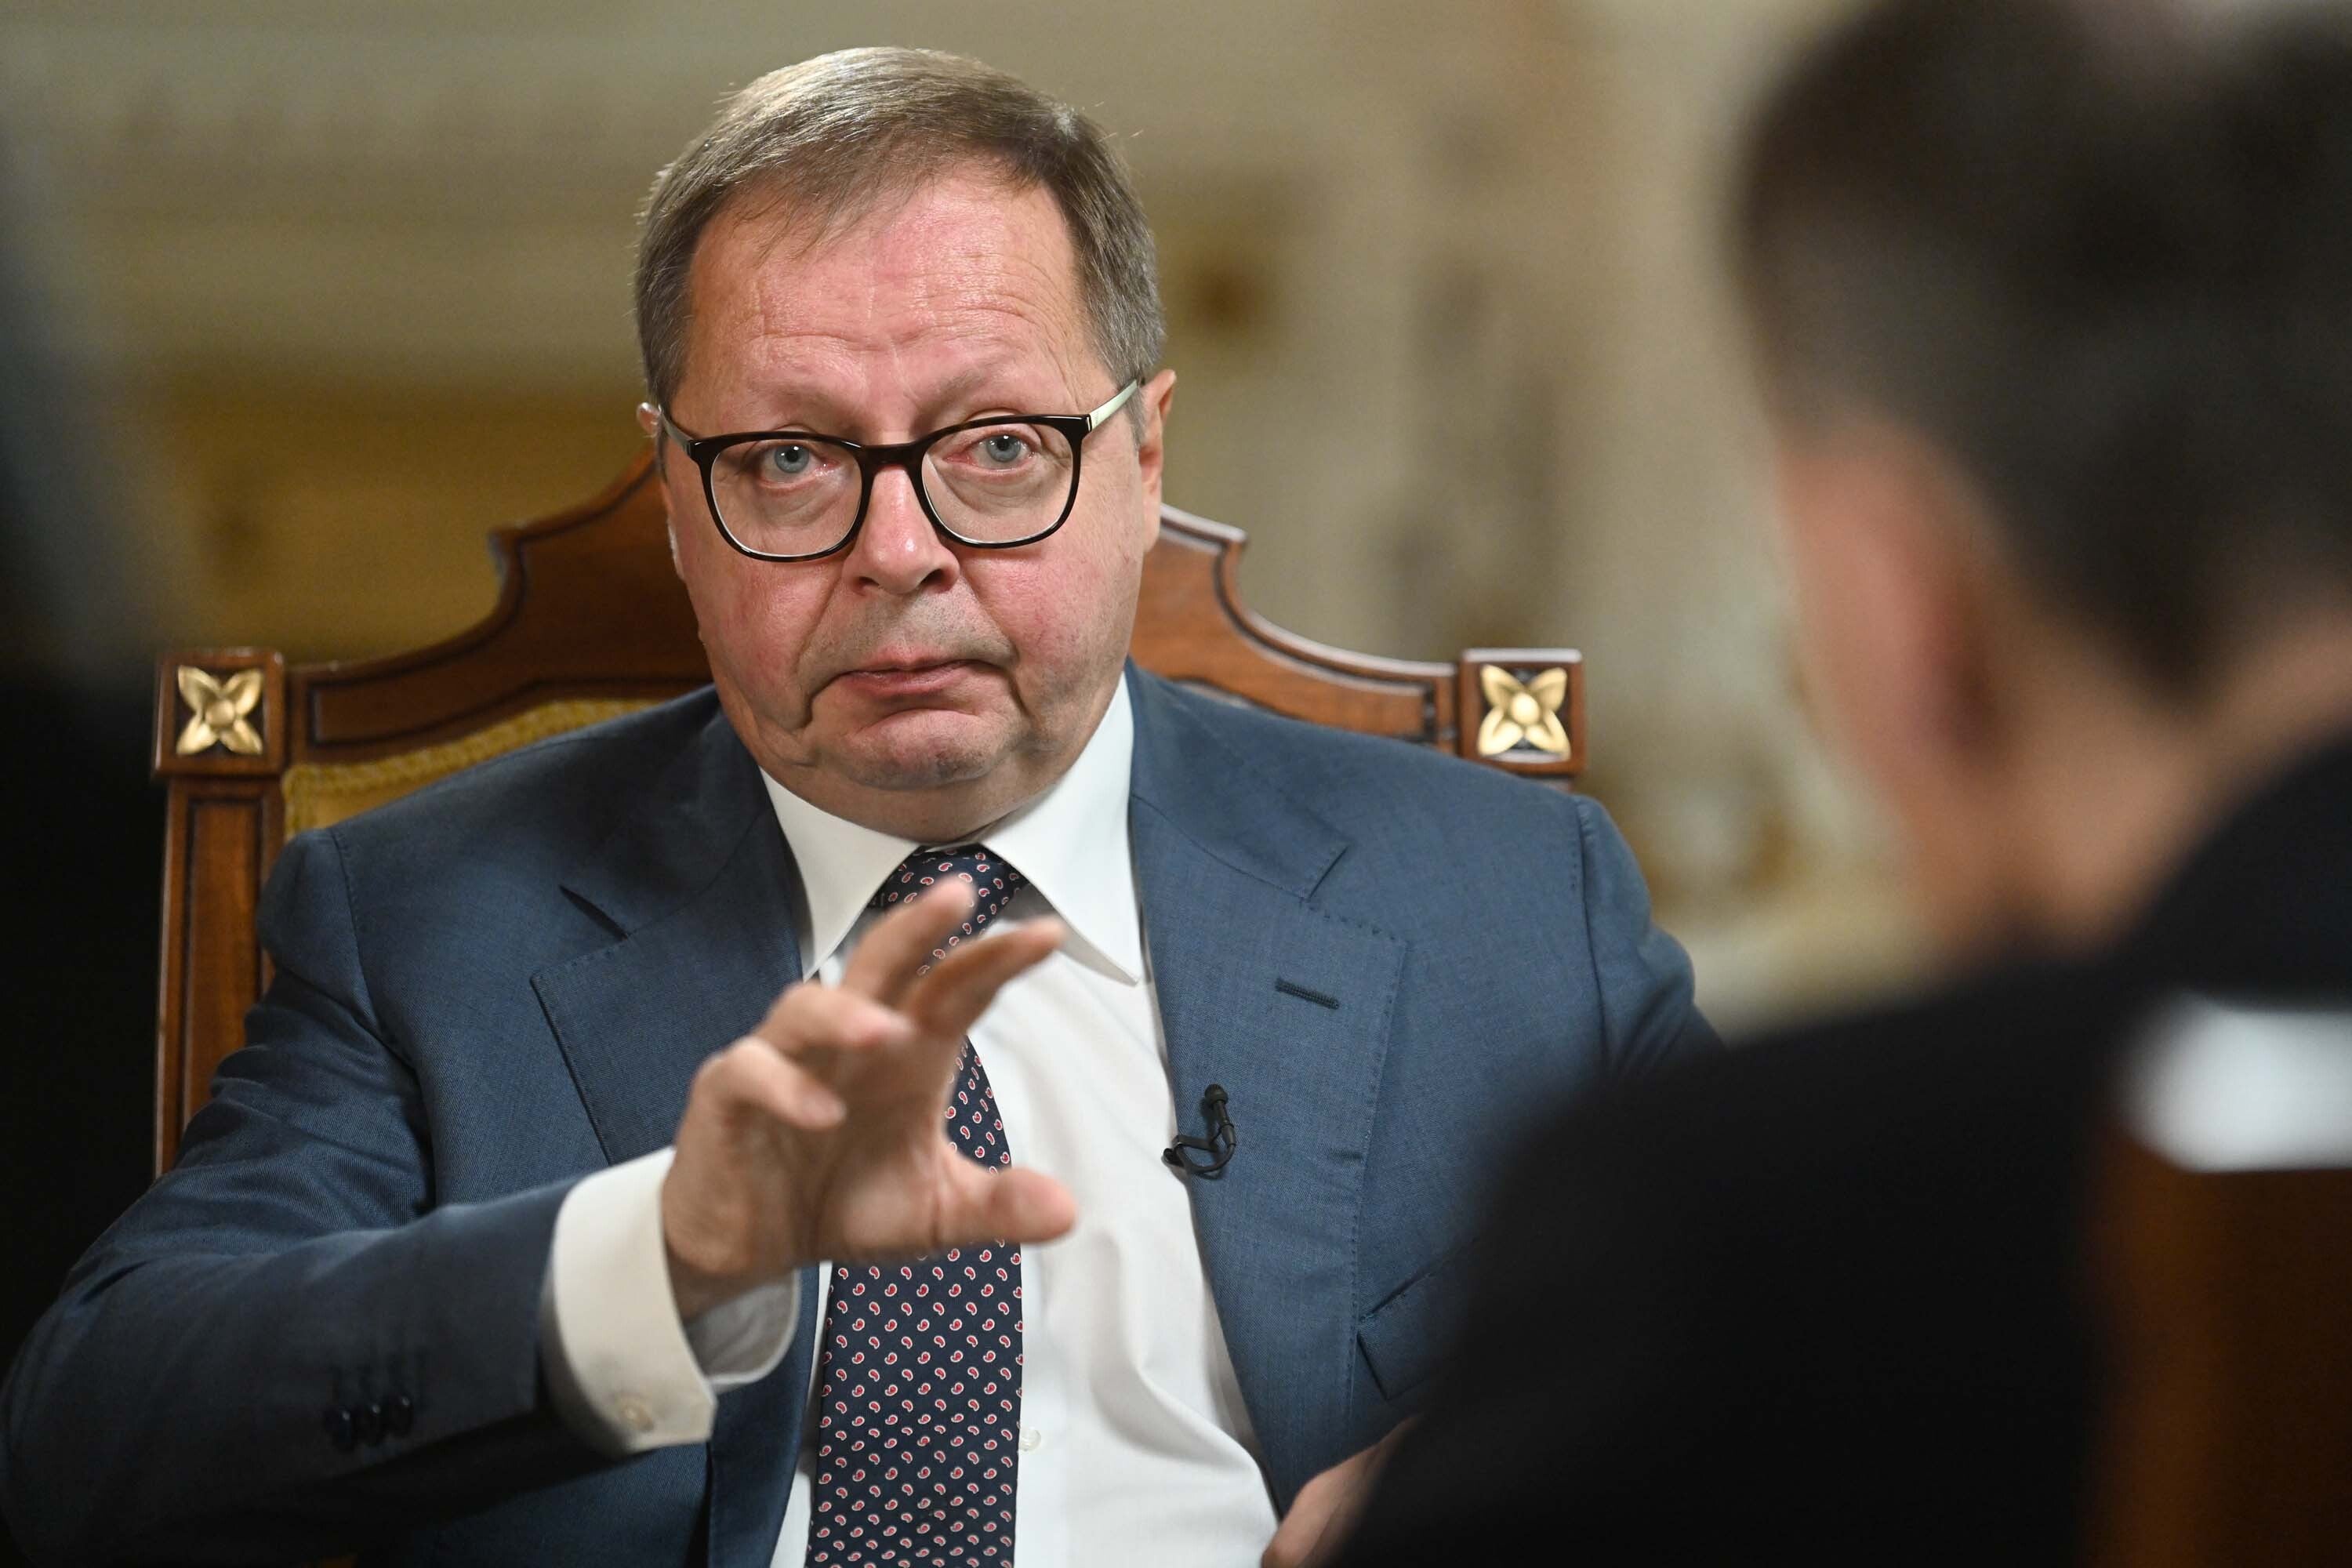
left=871, top=845, right=1027, bottom=939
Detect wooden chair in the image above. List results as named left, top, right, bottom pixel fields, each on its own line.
left=151, top=452, right=1586, bottom=1171
left=2086, top=1009, right=2352, bottom=1565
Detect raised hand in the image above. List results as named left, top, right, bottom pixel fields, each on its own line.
left=659, top=880, right=1077, bottom=1321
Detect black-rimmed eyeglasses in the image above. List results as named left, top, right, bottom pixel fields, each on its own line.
left=649, top=380, right=1141, bottom=563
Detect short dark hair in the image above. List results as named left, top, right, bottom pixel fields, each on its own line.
left=1736, top=0, right=2352, bottom=687
left=635, top=48, right=1163, bottom=413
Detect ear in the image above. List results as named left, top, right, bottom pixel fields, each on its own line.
left=1132, top=368, right=1178, bottom=526
left=1779, top=423, right=1995, bottom=756
left=637, top=402, right=685, bottom=579
left=1775, top=421, right=2009, bottom=936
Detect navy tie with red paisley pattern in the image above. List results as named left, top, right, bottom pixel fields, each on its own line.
left=804, top=847, right=1028, bottom=1566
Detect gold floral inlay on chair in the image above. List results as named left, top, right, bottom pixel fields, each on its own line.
left=174, top=668, right=266, bottom=757
left=1475, top=664, right=1571, bottom=760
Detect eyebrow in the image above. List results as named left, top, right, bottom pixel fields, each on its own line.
left=730, top=361, right=1082, bottom=438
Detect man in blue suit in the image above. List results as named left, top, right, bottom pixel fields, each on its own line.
left=0, top=48, right=1711, bottom=1567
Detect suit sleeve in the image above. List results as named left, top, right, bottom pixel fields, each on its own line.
left=1570, top=793, right=1721, bottom=1077
left=0, top=829, right=608, bottom=1566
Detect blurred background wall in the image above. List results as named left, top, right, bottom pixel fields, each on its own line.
left=0, top=0, right=1918, bottom=1495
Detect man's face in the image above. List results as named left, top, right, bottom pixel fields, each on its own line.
left=650, top=168, right=1174, bottom=838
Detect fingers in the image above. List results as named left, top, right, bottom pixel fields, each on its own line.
left=700, top=1033, right=851, bottom=1129
left=786, top=884, right=1062, bottom=1065
left=936, top=1161, right=1080, bottom=1251
left=1261, top=1461, right=1356, bottom=1568
left=752, top=916, right=1059, bottom=1098
left=753, top=977, right=917, bottom=1060
left=906, top=917, right=1065, bottom=1040
left=840, top=880, right=976, bottom=1007
left=1265, top=1436, right=1404, bottom=1568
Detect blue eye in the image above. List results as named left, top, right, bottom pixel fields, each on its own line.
left=766, top=443, right=815, bottom=477
left=979, top=433, right=1031, bottom=466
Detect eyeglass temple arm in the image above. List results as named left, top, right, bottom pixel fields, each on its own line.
left=1085, top=379, right=1142, bottom=430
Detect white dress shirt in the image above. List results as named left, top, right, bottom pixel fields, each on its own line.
left=540, top=681, right=1282, bottom=1565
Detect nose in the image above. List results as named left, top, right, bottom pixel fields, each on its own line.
left=844, top=465, right=960, bottom=596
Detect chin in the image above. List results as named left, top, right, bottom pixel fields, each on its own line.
left=837, top=710, right=1018, bottom=793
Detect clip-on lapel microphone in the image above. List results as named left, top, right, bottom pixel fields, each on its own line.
left=1163, top=1083, right=1237, bottom=1178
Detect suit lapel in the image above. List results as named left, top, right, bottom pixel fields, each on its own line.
left=530, top=701, right=811, bottom=1566
left=532, top=702, right=804, bottom=1164
left=1127, top=671, right=1407, bottom=1506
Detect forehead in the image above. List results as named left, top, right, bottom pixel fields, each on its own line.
left=679, top=168, right=1097, bottom=411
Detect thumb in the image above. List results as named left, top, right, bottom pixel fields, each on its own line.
left=936, top=1163, right=1078, bottom=1251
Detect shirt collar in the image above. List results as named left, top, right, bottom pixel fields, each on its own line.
left=758, top=677, right=1142, bottom=984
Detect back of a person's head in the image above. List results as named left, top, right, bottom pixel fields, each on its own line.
left=1737, top=0, right=2352, bottom=692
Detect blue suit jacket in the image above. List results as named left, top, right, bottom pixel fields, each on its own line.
left=1, top=667, right=1712, bottom=1566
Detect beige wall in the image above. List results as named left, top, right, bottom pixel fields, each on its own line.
left=0, top=0, right=1919, bottom=1030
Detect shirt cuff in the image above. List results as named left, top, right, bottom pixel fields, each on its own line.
left=539, top=1148, right=800, bottom=1455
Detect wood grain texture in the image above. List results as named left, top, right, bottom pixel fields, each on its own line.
left=156, top=783, right=274, bottom=1171
left=295, top=459, right=702, bottom=758
left=1133, top=506, right=1451, bottom=745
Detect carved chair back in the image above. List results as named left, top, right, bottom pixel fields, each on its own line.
left=152, top=453, right=1584, bottom=1169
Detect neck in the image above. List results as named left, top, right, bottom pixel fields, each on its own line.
left=2005, top=614, right=2352, bottom=951
left=734, top=670, right=1124, bottom=846
left=771, top=767, right=1031, bottom=845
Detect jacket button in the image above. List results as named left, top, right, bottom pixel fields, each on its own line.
left=384, top=1393, right=416, bottom=1436
left=322, top=1406, right=358, bottom=1452
left=356, top=1402, right=386, bottom=1446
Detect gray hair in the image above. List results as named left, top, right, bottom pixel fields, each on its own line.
left=634, top=48, right=1164, bottom=411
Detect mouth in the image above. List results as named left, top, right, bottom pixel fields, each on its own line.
left=830, top=658, right=985, bottom=701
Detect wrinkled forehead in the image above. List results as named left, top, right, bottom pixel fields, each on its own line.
left=676, top=165, right=1100, bottom=410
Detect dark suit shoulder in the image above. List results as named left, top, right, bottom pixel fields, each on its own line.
left=1128, top=670, right=1590, bottom=863
left=1628, top=956, right=2140, bottom=1167
left=1136, top=670, right=1562, bottom=801
left=260, top=688, right=739, bottom=996
left=1125, top=670, right=1708, bottom=1079
left=314, top=688, right=726, bottom=871
left=1356, top=957, right=2141, bottom=1563
left=1508, top=959, right=2146, bottom=1267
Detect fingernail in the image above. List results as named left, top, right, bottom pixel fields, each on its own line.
left=801, top=1087, right=848, bottom=1125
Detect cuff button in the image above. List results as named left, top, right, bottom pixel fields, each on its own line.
left=322, top=1406, right=358, bottom=1452
left=385, top=1393, right=416, bottom=1436
left=615, top=1394, right=656, bottom=1435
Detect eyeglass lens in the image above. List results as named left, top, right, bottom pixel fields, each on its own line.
left=708, top=421, right=1078, bottom=556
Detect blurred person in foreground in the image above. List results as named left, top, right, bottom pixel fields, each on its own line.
left=1339, top=0, right=2352, bottom=1559
left=0, top=47, right=1713, bottom=1568
left=0, top=131, right=169, bottom=1568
